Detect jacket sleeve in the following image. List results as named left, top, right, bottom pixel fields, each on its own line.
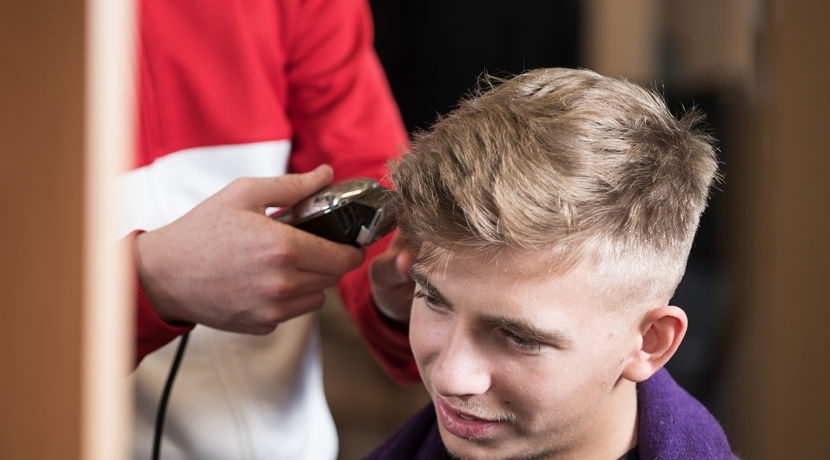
left=131, top=231, right=194, bottom=366
left=283, top=0, right=419, bottom=384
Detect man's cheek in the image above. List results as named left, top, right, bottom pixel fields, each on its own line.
left=409, top=304, right=445, bottom=372
left=408, top=305, right=431, bottom=362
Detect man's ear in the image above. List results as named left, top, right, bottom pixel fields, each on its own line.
left=621, top=306, right=688, bottom=382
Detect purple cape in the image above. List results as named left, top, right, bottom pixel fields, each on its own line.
left=365, top=368, right=736, bottom=459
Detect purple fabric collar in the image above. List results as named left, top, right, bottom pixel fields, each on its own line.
left=366, top=368, right=734, bottom=459
left=637, top=368, right=735, bottom=459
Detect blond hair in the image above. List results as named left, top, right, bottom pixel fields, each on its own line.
left=391, top=68, right=719, bottom=306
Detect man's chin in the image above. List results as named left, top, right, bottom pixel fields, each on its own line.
left=438, top=426, right=560, bottom=460
left=439, top=430, right=488, bottom=460
left=437, top=423, right=510, bottom=460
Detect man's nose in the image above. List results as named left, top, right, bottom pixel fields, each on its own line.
left=431, top=330, right=491, bottom=398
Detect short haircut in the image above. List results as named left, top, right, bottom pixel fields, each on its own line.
left=391, top=68, right=719, bottom=306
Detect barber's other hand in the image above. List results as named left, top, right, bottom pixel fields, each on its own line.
left=369, top=231, right=415, bottom=324
left=133, top=165, right=365, bottom=334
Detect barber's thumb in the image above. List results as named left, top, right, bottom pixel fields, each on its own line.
left=246, top=165, right=334, bottom=209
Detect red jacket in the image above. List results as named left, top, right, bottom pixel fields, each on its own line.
left=131, top=0, right=417, bottom=384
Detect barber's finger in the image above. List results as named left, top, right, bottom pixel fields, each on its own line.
left=267, top=269, right=343, bottom=299
left=289, top=230, right=366, bottom=275
left=387, top=229, right=407, bottom=252
left=264, top=291, right=328, bottom=325
left=384, top=231, right=414, bottom=281
left=395, top=249, right=415, bottom=281
left=371, top=243, right=413, bottom=286
left=232, top=165, right=334, bottom=210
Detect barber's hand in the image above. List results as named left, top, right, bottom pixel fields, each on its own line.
left=133, top=165, right=365, bottom=334
left=369, top=231, right=415, bottom=324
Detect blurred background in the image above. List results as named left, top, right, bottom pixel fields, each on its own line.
left=2, top=0, right=829, bottom=459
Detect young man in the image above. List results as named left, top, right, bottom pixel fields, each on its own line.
left=369, top=68, right=735, bottom=459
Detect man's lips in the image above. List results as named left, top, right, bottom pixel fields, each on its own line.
left=435, top=397, right=502, bottom=440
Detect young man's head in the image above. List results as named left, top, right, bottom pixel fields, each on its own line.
left=391, top=68, right=718, bottom=459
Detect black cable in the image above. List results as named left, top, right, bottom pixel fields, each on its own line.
left=152, top=331, right=190, bottom=460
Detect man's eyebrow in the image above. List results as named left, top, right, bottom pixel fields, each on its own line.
left=409, top=265, right=453, bottom=309
left=481, top=313, right=572, bottom=348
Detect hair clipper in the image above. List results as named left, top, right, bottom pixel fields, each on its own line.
left=274, top=177, right=399, bottom=246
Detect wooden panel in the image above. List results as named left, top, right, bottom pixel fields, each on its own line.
left=752, top=0, right=830, bottom=457
left=666, top=0, right=755, bottom=91
left=581, top=0, right=660, bottom=83
left=82, top=0, right=133, bottom=458
left=0, top=2, right=86, bottom=459
left=724, top=1, right=830, bottom=458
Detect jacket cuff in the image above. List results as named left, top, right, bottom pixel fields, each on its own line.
left=130, top=230, right=194, bottom=366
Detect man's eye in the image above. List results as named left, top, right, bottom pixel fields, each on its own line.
left=413, top=290, right=440, bottom=307
left=502, top=329, right=542, bottom=353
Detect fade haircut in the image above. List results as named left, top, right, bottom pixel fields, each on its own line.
left=391, top=68, right=719, bottom=306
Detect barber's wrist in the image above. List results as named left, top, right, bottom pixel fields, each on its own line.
left=133, top=231, right=190, bottom=326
